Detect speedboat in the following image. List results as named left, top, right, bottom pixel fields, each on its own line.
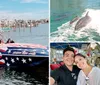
left=0, top=43, right=49, bottom=67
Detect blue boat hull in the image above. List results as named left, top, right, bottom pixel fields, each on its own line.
left=0, top=55, right=48, bottom=67
left=0, top=43, right=49, bottom=67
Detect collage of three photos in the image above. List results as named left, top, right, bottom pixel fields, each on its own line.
left=0, top=0, right=100, bottom=85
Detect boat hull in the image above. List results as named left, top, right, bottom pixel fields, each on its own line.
left=0, top=55, right=48, bottom=67
left=0, top=43, right=49, bottom=67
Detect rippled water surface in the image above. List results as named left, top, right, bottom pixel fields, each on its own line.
left=1, top=24, right=49, bottom=46
left=0, top=66, right=48, bottom=85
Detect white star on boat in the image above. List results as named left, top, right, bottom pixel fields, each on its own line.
left=6, top=62, right=10, bottom=67
left=22, top=58, right=26, bottom=63
left=16, top=57, right=19, bottom=61
left=11, top=58, right=15, bottom=63
left=5, top=57, right=8, bottom=60
left=28, top=58, right=32, bottom=61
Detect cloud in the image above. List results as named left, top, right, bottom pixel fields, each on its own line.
left=0, top=10, right=48, bottom=20
left=21, top=0, right=48, bottom=4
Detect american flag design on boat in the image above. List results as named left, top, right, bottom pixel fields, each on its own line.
left=0, top=43, right=49, bottom=67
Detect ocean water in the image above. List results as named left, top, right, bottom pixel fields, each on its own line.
left=0, top=23, right=49, bottom=46
left=0, top=66, right=48, bottom=85
left=50, top=0, right=100, bottom=41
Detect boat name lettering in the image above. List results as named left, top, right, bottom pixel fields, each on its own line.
left=28, top=52, right=36, bottom=55
left=13, top=51, right=22, bottom=54
left=22, top=51, right=28, bottom=55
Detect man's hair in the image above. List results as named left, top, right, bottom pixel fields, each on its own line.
left=63, top=47, right=75, bottom=55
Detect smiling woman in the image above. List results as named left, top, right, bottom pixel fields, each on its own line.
left=74, top=53, right=90, bottom=70
left=74, top=53, right=100, bottom=85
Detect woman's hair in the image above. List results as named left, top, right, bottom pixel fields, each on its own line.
left=74, top=53, right=86, bottom=58
left=75, top=53, right=91, bottom=65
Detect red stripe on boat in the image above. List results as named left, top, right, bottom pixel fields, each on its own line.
left=0, top=49, right=6, bottom=52
left=0, top=59, right=5, bottom=65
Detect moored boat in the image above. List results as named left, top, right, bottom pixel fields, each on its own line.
left=0, top=43, right=49, bottom=67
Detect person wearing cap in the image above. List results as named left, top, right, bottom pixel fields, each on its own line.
left=50, top=47, right=80, bottom=85
left=74, top=53, right=100, bottom=85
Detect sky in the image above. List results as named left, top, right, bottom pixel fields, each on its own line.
left=0, top=0, right=49, bottom=20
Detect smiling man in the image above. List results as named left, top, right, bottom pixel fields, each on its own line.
left=50, top=47, right=80, bottom=85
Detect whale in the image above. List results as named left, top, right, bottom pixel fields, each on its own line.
left=75, top=11, right=91, bottom=30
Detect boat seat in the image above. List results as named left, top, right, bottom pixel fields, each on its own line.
left=50, top=62, right=64, bottom=70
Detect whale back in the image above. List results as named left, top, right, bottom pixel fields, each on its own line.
left=75, top=11, right=91, bottom=30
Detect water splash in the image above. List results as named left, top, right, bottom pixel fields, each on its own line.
left=51, top=9, right=100, bottom=41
